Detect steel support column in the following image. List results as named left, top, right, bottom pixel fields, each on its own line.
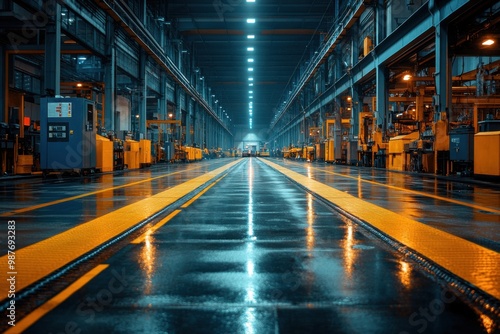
left=435, top=22, right=452, bottom=120
left=375, top=64, right=388, bottom=131
left=351, top=83, right=360, bottom=137
left=138, top=51, right=147, bottom=139
left=104, top=18, right=116, bottom=131
left=375, top=0, right=386, bottom=44
left=43, top=0, right=61, bottom=96
left=158, top=71, right=167, bottom=142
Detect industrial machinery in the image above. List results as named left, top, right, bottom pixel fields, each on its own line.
left=40, top=97, right=97, bottom=175
left=474, top=117, right=500, bottom=179
left=96, top=134, right=114, bottom=172
left=358, top=111, right=374, bottom=166
left=324, top=119, right=342, bottom=163
left=449, top=126, right=474, bottom=175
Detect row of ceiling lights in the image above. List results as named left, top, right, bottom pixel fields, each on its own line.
left=246, top=0, right=255, bottom=129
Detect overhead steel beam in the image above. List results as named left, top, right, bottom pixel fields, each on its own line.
left=270, top=0, right=472, bottom=137
left=94, top=0, right=232, bottom=135
left=269, top=0, right=366, bottom=132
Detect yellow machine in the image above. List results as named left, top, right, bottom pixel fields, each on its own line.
left=358, top=111, right=374, bottom=166
left=387, top=131, right=419, bottom=171
left=124, top=139, right=140, bottom=169
left=139, top=139, right=152, bottom=167
left=324, top=119, right=336, bottom=163
left=474, top=131, right=500, bottom=177
left=96, top=134, right=114, bottom=172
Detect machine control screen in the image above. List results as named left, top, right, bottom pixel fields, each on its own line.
left=47, top=122, right=69, bottom=142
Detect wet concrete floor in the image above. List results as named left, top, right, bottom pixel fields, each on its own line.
left=10, top=158, right=497, bottom=333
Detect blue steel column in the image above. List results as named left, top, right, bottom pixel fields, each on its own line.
left=138, top=51, right=147, bottom=139
left=186, top=100, right=192, bottom=145
left=375, top=0, right=386, bottom=44
left=43, top=0, right=61, bottom=96
left=334, top=96, right=342, bottom=160
left=159, top=71, right=167, bottom=139
left=175, top=85, right=181, bottom=143
left=375, top=64, right=388, bottom=132
left=351, top=85, right=359, bottom=137
left=435, top=22, right=451, bottom=120
left=104, top=17, right=116, bottom=131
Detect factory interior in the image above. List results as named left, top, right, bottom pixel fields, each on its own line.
left=0, top=0, right=500, bottom=333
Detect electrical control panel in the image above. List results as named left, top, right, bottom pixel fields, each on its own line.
left=40, top=97, right=97, bottom=173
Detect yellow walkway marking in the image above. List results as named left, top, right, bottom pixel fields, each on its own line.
left=0, top=159, right=242, bottom=300
left=181, top=174, right=227, bottom=209
left=131, top=174, right=228, bottom=244
left=4, top=265, right=109, bottom=334
left=260, top=158, right=500, bottom=300
left=0, top=163, right=208, bottom=217
left=131, top=210, right=182, bottom=244
left=287, top=160, right=500, bottom=215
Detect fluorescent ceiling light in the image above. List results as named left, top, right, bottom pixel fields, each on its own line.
left=246, top=0, right=255, bottom=2
left=482, top=39, right=495, bottom=46
left=247, top=47, right=254, bottom=51
left=248, top=77, right=253, bottom=81
left=247, top=35, right=255, bottom=39
left=249, top=91, right=253, bottom=94
left=249, top=83, right=254, bottom=86
left=248, top=58, right=254, bottom=62
left=247, top=18, right=256, bottom=23
left=248, top=68, right=254, bottom=71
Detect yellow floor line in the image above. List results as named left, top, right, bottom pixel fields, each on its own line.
left=0, top=164, right=206, bottom=217
left=131, top=210, right=182, bottom=244
left=286, top=160, right=500, bottom=215
left=181, top=174, right=227, bottom=209
left=0, top=159, right=242, bottom=300
left=260, top=158, right=500, bottom=300
left=4, top=264, right=109, bottom=334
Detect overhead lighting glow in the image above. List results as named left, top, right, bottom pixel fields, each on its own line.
left=249, top=91, right=253, bottom=94
left=247, top=47, right=254, bottom=51
left=403, top=74, right=412, bottom=81
left=248, top=68, right=254, bottom=71
left=249, top=83, right=254, bottom=86
left=247, top=18, right=256, bottom=23
left=482, top=39, right=495, bottom=46
left=246, top=0, right=255, bottom=2
left=248, top=58, right=254, bottom=62
left=248, top=77, right=253, bottom=81
left=247, top=35, right=255, bottom=39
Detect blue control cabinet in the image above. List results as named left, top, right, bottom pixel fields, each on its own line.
left=40, top=97, right=97, bottom=174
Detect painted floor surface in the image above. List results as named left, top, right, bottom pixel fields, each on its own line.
left=0, top=158, right=498, bottom=333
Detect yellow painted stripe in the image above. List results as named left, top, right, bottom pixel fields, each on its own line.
left=181, top=174, right=227, bottom=208
left=288, top=160, right=500, bottom=215
left=131, top=210, right=182, bottom=244
left=0, top=164, right=206, bottom=217
left=131, top=174, right=228, bottom=244
left=0, top=159, right=242, bottom=299
left=260, top=158, right=500, bottom=300
left=5, top=264, right=109, bottom=334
